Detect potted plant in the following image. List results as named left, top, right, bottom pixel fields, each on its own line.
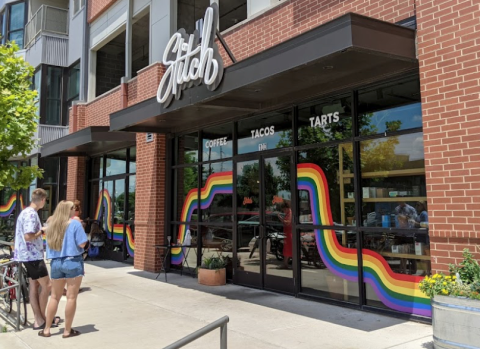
left=419, top=249, right=480, bottom=349
left=198, top=256, right=227, bottom=286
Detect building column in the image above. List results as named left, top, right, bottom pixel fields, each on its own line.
left=417, top=0, right=480, bottom=273
left=133, top=133, right=167, bottom=272
left=125, top=0, right=133, bottom=80
left=87, top=50, right=97, bottom=101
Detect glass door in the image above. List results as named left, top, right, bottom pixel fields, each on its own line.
left=235, top=155, right=294, bottom=294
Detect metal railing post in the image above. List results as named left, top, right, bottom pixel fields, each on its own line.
left=220, top=322, right=227, bottom=349
left=163, top=316, right=229, bottom=349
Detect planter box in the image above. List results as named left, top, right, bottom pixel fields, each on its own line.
left=198, top=268, right=226, bottom=286
left=432, top=295, right=480, bottom=349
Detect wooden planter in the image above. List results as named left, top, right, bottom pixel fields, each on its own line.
left=198, top=268, right=226, bottom=286
left=432, top=295, right=480, bottom=349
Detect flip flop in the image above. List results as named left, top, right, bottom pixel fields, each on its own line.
left=38, top=330, right=51, bottom=338
left=62, top=329, right=81, bottom=338
left=33, top=323, right=46, bottom=330
left=52, top=316, right=61, bottom=327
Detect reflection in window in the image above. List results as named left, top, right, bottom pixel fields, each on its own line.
left=298, top=95, right=352, bottom=145
left=33, top=69, right=42, bottom=117
left=298, top=144, right=353, bottom=225
left=201, top=162, right=233, bottom=221
left=46, top=67, right=63, bottom=125
left=219, top=0, right=246, bottom=32
left=238, top=110, right=293, bottom=154
left=358, top=78, right=421, bottom=135
left=65, top=62, right=80, bottom=121
left=106, top=149, right=127, bottom=176
left=176, top=132, right=198, bottom=165
left=129, top=147, right=136, bottom=173
left=175, top=167, right=198, bottom=222
left=8, top=2, right=25, bottom=49
left=202, top=124, right=233, bottom=161
left=299, top=228, right=359, bottom=302
left=360, top=133, right=426, bottom=228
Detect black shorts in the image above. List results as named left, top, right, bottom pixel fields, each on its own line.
left=23, top=260, right=49, bottom=280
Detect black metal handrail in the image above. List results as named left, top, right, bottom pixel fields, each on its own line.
left=163, top=316, right=229, bottom=349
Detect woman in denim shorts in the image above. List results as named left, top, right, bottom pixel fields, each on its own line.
left=38, top=201, right=88, bottom=338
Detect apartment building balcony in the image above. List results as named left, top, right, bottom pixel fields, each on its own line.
left=24, top=5, right=69, bottom=67
left=26, top=124, right=69, bottom=157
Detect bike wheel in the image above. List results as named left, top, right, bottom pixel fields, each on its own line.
left=1, top=290, right=11, bottom=313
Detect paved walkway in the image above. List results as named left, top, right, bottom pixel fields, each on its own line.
left=1, top=261, right=433, bottom=349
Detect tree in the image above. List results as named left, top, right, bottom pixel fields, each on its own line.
left=0, top=43, right=42, bottom=190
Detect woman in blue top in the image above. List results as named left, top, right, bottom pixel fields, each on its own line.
left=38, top=201, right=88, bottom=338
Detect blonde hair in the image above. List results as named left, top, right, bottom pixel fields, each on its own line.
left=47, top=200, right=73, bottom=251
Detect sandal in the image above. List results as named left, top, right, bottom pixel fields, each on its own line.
left=63, top=329, right=81, bottom=338
left=52, top=316, right=61, bottom=327
left=33, top=322, right=46, bottom=330
left=38, top=330, right=51, bottom=338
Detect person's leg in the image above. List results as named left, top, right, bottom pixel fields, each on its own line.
left=28, top=279, right=44, bottom=327
left=42, top=278, right=66, bottom=336
left=64, top=276, right=83, bottom=336
left=36, top=276, right=51, bottom=321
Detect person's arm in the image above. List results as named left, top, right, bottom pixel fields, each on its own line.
left=74, top=222, right=89, bottom=249
left=23, top=214, right=43, bottom=241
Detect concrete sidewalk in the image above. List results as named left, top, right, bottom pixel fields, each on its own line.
left=1, top=261, right=433, bottom=349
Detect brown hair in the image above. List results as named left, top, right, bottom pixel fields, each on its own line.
left=47, top=201, right=73, bottom=251
left=31, top=188, right=47, bottom=203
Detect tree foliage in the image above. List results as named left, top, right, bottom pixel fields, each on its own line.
left=0, top=43, right=42, bottom=190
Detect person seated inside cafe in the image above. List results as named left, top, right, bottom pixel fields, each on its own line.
left=414, top=201, right=429, bottom=245
left=395, top=200, right=417, bottom=228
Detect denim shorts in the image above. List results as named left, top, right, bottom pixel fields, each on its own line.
left=50, top=255, right=84, bottom=280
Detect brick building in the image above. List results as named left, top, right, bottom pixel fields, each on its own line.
left=40, top=0, right=480, bottom=320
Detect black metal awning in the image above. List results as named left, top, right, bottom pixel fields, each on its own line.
left=41, top=126, right=136, bottom=157
left=110, top=13, right=418, bottom=134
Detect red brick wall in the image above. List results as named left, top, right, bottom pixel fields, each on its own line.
left=85, top=87, right=122, bottom=126
left=417, top=0, right=480, bottom=273
left=133, top=133, right=167, bottom=272
left=128, top=63, right=165, bottom=106
left=66, top=156, right=86, bottom=205
left=88, top=0, right=118, bottom=23
left=219, top=0, right=415, bottom=66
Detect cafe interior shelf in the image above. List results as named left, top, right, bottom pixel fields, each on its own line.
left=343, top=197, right=427, bottom=203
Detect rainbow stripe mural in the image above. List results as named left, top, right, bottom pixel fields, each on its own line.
left=171, top=171, right=233, bottom=265
left=94, top=189, right=135, bottom=257
left=297, top=163, right=431, bottom=317
left=0, top=194, right=25, bottom=218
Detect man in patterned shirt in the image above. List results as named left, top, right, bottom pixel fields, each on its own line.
left=14, top=188, right=57, bottom=329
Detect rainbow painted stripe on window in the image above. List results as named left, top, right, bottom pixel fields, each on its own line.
left=171, top=171, right=233, bottom=265
left=94, top=189, right=135, bottom=257
left=0, top=194, right=25, bottom=218
left=297, top=163, right=431, bottom=316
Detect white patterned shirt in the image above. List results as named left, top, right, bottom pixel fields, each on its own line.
left=13, top=207, right=44, bottom=262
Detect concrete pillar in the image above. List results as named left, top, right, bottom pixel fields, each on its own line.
left=87, top=50, right=96, bottom=101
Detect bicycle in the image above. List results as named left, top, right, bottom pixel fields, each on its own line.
left=0, top=243, right=28, bottom=326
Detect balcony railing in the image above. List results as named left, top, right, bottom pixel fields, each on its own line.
left=38, top=125, right=69, bottom=145
left=25, top=5, right=69, bottom=48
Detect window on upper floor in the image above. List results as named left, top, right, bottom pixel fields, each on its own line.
left=73, top=0, right=85, bottom=17
left=177, top=0, right=247, bottom=34
left=1, top=1, right=26, bottom=49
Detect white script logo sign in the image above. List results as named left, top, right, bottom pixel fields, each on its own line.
left=157, top=4, right=224, bottom=107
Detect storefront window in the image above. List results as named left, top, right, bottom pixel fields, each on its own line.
left=358, top=78, right=422, bottom=136
left=299, top=228, right=359, bottom=302
left=129, top=147, right=136, bottom=173
left=201, top=161, right=233, bottom=220
left=202, top=123, right=233, bottom=161
left=237, top=110, right=293, bottom=154
left=298, top=94, right=352, bottom=146
left=176, top=132, right=198, bottom=165
left=106, top=149, right=127, bottom=176
left=175, top=166, right=198, bottom=222
left=33, top=68, right=42, bottom=117
left=298, top=144, right=354, bottom=226
left=360, top=132, right=426, bottom=228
